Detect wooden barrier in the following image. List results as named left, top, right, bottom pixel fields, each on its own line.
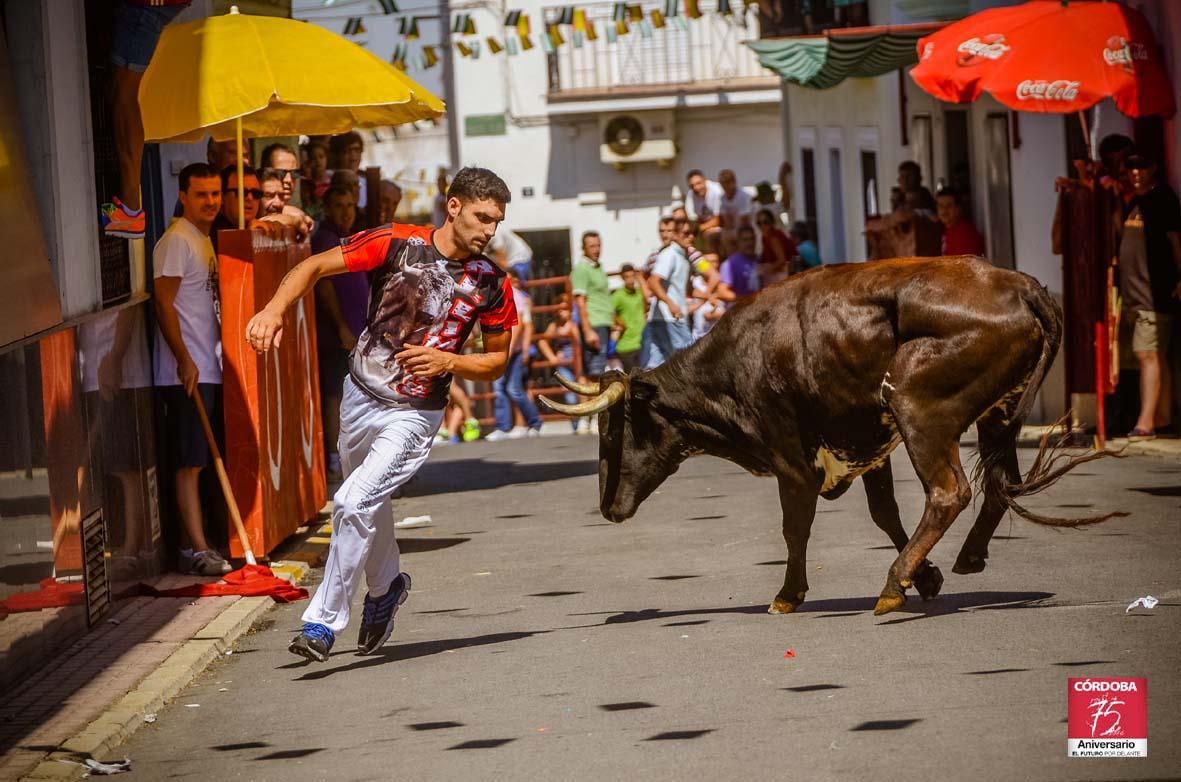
left=218, top=230, right=326, bottom=558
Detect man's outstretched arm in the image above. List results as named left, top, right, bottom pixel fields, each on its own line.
left=246, top=246, right=349, bottom=352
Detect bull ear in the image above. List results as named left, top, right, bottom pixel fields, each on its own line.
left=630, top=377, right=657, bottom=402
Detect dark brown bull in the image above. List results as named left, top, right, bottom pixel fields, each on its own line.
left=542, top=257, right=1122, bottom=616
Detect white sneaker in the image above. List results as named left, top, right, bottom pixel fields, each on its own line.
left=506, top=426, right=529, bottom=439
left=577, top=417, right=591, bottom=435
left=526, top=427, right=542, bottom=438
left=484, top=429, right=512, bottom=442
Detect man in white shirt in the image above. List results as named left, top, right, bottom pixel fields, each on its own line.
left=643, top=218, right=695, bottom=369
left=687, top=169, right=725, bottom=252
left=487, top=226, right=533, bottom=281
left=718, top=169, right=753, bottom=256
left=153, top=163, right=232, bottom=577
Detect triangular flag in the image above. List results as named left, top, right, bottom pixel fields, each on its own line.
left=378, top=0, right=398, bottom=14
left=672, top=15, right=688, bottom=30
left=664, top=0, right=679, bottom=17
left=487, top=36, right=504, bottom=54
left=517, top=13, right=531, bottom=36
left=612, top=2, right=627, bottom=22
left=520, top=33, right=534, bottom=50
left=343, top=17, right=366, bottom=35
left=615, top=19, right=629, bottom=35
left=628, top=4, right=643, bottom=22
left=547, top=23, right=564, bottom=47
left=464, top=16, right=476, bottom=35
left=558, top=6, right=575, bottom=25
left=423, top=45, right=438, bottom=68
left=684, top=0, right=702, bottom=19
left=505, top=10, right=521, bottom=27
left=540, top=33, right=555, bottom=53
left=452, top=13, right=467, bottom=33
left=471, top=39, right=481, bottom=58
left=572, top=30, right=584, bottom=48
left=573, top=8, right=588, bottom=31
left=456, top=40, right=472, bottom=57
left=399, top=17, right=419, bottom=39
left=506, top=35, right=519, bottom=55
left=651, top=9, right=665, bottom=28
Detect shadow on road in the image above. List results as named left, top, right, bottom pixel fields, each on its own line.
left=405, top=458, right=597, bottom=496
left=284, top=630, right=547, bottom=680
left=562, top=591, right=1055, bottom=628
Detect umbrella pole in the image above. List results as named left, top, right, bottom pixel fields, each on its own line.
left=1077, top=111, right=1091, bottom=161
left=237, top=117, right=245, bottom=229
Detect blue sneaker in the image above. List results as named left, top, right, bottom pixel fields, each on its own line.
left=357, top=572, right=411, bottom=654
left=289, top=622, right=335, bottom=662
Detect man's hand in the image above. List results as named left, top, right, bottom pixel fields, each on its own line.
left=97, top=352, right=122, bottom=401
left=246, top=307, right=285, bottom=353
left=282, top=204, right=315, bottom=238
left=667, top=303, right=683, bottom=320
left=255, top=212, right=309, bottom=242
left=583, top=327, right=601, bottom=350
left=395, top=345, right=455, bottom=378
left=338, top=323, right=357, bottom=351
left=178, top=356, right=200, bottom=396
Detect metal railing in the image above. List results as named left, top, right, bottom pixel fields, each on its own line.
left=545, top=2, right=773, bottom=96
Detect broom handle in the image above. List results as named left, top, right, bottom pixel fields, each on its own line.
left=192, top=390, right=257, bottom=566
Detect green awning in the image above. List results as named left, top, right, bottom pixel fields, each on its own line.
left=748, top=23, right=943, bottom=90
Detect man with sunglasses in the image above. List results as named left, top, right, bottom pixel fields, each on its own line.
left=210, top=165, right=262, bottom=253
left=261, top=143, right=301, bottom=206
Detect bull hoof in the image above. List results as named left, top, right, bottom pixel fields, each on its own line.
left=768, top=598, right=801, bottom=615
left=873, top=593, right=906, bottom=616
left=913, top=561, right=944, bottom=601
left=952, top=553, right=986, bottom=576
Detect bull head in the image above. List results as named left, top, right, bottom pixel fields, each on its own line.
left=540, top=370, right=688, bottom=523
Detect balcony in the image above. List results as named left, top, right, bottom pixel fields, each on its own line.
left=545, top=2, right=777, bottom=101
left=756, top=0, right=869, bottom=39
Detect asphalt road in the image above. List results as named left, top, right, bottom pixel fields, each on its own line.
left=116, top=435, right=1180, bottom=781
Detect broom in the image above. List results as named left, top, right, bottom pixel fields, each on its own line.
left=192, top=390, right=257, bottom=566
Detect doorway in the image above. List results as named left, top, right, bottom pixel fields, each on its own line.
left=828, top=148, right=846, bottom=261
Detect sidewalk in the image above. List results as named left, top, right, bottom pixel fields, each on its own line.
left=1, top=563, right=308, bottom=782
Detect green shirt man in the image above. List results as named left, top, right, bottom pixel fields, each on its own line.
left=611, top=263, right=648, bottom=371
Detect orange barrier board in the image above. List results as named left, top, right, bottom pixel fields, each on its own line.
left=218, top=230, right=326, bottom=558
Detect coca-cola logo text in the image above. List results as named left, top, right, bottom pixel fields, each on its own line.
left=1104, top=36, right=1148, bottom=72
left=1016, top=79, right=1081, bottom=102
left=956, top=35, right=1010, bottom=66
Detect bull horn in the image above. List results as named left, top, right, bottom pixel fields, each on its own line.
left=553, top=372, right=599, bottom=396
left=539, top=381, right=625, bottom=416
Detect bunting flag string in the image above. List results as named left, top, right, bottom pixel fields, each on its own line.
left=422, top=45, right=438, bottom=68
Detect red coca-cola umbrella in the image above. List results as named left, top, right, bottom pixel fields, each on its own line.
left=910, top=0, right=1175, bottom=119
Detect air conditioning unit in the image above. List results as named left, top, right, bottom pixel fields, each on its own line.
left=598, top=111, right=677, bottom=168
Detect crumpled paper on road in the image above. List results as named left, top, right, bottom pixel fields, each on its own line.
left=1125, top=595, right=1159, bottom=613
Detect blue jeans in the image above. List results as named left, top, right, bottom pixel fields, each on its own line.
left=494, top=352, right=542, bottom=431
left=642, top=319, right=693, bottom=369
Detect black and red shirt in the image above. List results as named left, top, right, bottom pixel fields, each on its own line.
left=340, top=223, right=517, bottom=409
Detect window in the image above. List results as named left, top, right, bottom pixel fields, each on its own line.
left=859, top=149, right=879, bottom=218
left=800, top=147, right=819, bottom=250
left=828, top=148, right=846, bottom=261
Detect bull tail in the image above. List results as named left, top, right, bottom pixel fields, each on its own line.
left=971, top=281, right=1128, bottom=528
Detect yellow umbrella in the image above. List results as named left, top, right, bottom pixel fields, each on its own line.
left=140, top=5, right=444, bottom=225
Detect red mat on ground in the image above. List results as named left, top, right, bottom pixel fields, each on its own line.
left=140, top=565, right=308, bottom=603
left=0, top=578, right=86, bottom=615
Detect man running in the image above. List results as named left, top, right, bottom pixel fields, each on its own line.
left=245, top=168, right=517, bottom=662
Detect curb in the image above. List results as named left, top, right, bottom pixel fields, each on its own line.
left=21, top=560, right=310, bottom=781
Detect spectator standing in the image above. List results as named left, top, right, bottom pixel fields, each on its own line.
left=1118, top=154, right=1181, bottom=440
left=330, top=131, right=367, bottom=210
left=571, top=231, right=614, bottom=379
left=432, top=169, right=450, bottom=228
left=721, top=225, right=762, bottom=298
left=261, top=143, right=300, bottom=206
left=260, top=169, right=286, bottom=216
left=718, top=169, right=754, bottom=255
left=644, top=219, right=694, bottom=369
left=487, top=227, right=533, bottom=281
left=686, top=169, right=724, bottom=254
left=303, top=139, right=332, bottom=202
left=210, top=165, right=261, bottom=252
left=102, top=0, right=192, bottom=239
left=537, top=298, right=583, bottom=433
left=790, top=222, right=823, bottom=267
left=937, top=188, right=985, bottom=256
left=486, top=270, right=543, bottom=441
left=611, top=264, right=647, bottom=371
left=312, top=186, right=365, bottom=478
left=151, top=163, right=231, bottom=577
left=380, top=180, right=402, bottom=224
left=208, top=138, right=251, bottom=171
left=898, top=161, right=937, bottom=214
left=756, top=207, right=798, bottom=285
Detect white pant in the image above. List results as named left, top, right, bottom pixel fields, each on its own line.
left=302, top=376, right=442, bottom=633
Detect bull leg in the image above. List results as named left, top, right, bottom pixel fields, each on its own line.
left=768, top=476, right=819, bottom=614
left=862, top=461, right=943, bottom=600
left=954, top=412, right=1022, bottom=575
